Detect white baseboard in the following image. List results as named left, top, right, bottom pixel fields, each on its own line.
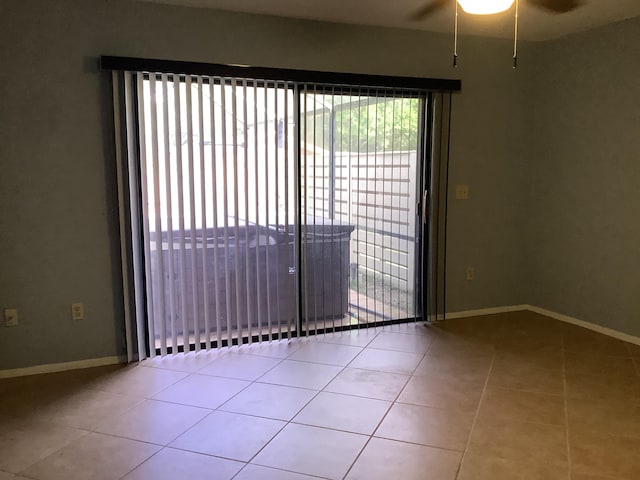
left=0, top=356, right=127, bottom=379
left=441, top=304, right=640, bottom=347
left=525, top=305, right=640, bottom=347
left=442, top=305, right=530, bottom=320
left=2, top=305, right=638, bottom=379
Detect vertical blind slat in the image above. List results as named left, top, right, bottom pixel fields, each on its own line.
left=253, top=82, right=262, bottom=339
left=137, top=74, right=156, bottom=358
left=161, top=74, right=177, bottom=354
left=208, top=78, right=223, bottom=349
left=124, top=72, right=148, bottom=360
left=173, top=74, right=189, bottom=352
left=149, top=76, right=167, bottom=356
left=274, top=85, right=282, bottom=340
left=231, top=79, right=242, bottom=340
left=263, top=82, right=272, bottom=341
left=197, top=77, right=210, bottom=350
left=185, top=76, right=200, bottom=352
left=220, top=78, right=233, bottom=339
left=242, top=80, right=252, bottom=344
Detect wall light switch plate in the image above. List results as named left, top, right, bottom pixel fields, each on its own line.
left=71, top=303, right=84, bottom=321
left=4, top=308, right=18, bottom=327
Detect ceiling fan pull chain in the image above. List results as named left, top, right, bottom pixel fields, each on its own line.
left=513, top=0, right=519, bottom=68
left=453, top=0, right=459, bottom=67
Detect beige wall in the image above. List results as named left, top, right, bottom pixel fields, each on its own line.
left=527, top=17, right=640, bottom=336
left=0, top=0, right=539, bottom=369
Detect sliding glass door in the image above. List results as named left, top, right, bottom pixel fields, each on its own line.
left=123, top=68, right=436, bottom=355
left=299, top=87, right=424, bottom=334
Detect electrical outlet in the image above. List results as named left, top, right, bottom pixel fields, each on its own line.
left=466, top=267, right=475, bottom=281
left=455, top=184, right=469, bottom=200
left=4, top=308, right=18, bottom=327
left=71, top=303, right=84, bottom=321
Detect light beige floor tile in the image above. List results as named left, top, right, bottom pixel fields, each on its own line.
left=293, top=392, right=390, bottom=435
left=427, top=335, right=495, bottom=357
left=565, top=371, right=640, bottom=402
left=94, top=399, right=210, bottom=445
left=0, top=380, right=83, bottom=419
left=323, top=368, right=410, bottom=401
left=345, top=437, right=461, bottom=480
left=570, top=429, right=640, bottom=478
left=0, top=417, right=87, bottom=473
left=257, top=360, right=342, bottom=390
left=171, top=411, right=285, bottom=461
left=30, top=388, right=142, bottom=430
left=123, top=447, right=244, bottom=480
left=0, top=366, right=121, bottom=399
left=626, top=343, right=640, bottom=357
left=496, top=330, right=563, bottom=351
left=252, top=423, right=367, bottom=480
left=563, top=327, right=630, bottom=357
left=414, top=352, right=493, bottom=384
left=571, top=474, right=625, bottom=480
left=564, top=351, right=637, bottom=376
left=152, top=374, right=249, bottom=409
left=494, top=345, right=564, bottom=371
left=478, top=386, right=566, bottom=426
left=348, top=348, right=423, bottom=375
left=228, top=340, right=302, bottom=359
left=287, top=342, right=363, bottom=366
left=90, top=365, right=187, bottom=398
left=567, top=397, right=640, bottom=439
left=375, top=402, right=473, bottom=451
left=398, top=373, right=484, bottom=412
left=21, top=432, right=160, bottom=480
left=316, top=328, right=382, bottom=347
left=468, top=417, right=568, bottom=468
left=197, top=354, right=282, bottom=381
left=366, top=332, right=433, bottom=354
left=458, top=452, right=570, bottom=480
left=234, top=464, right=321, bottom=480
left=220, top=382, right=316, bottom=421
left=489, top=357, right=564, bottom=394
left=142, top=350, right=225, bottom=373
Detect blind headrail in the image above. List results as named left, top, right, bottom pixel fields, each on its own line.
left=100, top=56, right=461, bottom=93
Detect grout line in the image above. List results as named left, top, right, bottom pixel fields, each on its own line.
left=118, top=445, right=166, bottom=479
left=455, top=350, right=497, bottom=480
left=229, top=332, right=381, bottom=478
left=341, top=336, right=427, bottom=480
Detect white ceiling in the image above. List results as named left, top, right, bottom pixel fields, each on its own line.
left=138, top=0, right=640, bottom=41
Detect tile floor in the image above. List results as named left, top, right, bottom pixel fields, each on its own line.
left=1, top=310, right=640, bottom=479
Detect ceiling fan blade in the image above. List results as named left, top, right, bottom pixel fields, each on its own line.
left=410, top=0, right=449, bottom=20
left=528, top=0, right=584, bottom=14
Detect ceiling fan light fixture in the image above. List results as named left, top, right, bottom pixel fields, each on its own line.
left=457, top=0, right=516, bottom=15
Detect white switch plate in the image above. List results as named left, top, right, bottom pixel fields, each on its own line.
left=466, top=267, right=475, bottom=281
left=455, top=184, right=469, bottom=200
left=4, top=308, right=18, bottom=327
left=71, top=303, right=84, bottom=321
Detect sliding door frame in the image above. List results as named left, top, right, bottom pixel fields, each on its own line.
left=104, top=56, right=460, bottom=358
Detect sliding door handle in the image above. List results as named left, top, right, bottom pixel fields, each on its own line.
left=422, top=190, right=429, bottom=224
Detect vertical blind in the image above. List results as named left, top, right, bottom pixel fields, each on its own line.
left=107, top=57, right=458, bottom=360
left=135, top=73, right=297, bottom=356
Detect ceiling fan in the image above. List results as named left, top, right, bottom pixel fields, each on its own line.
left=412, top=0, right=582, bottom=19
left=412, top=0, right=583, bottom=67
